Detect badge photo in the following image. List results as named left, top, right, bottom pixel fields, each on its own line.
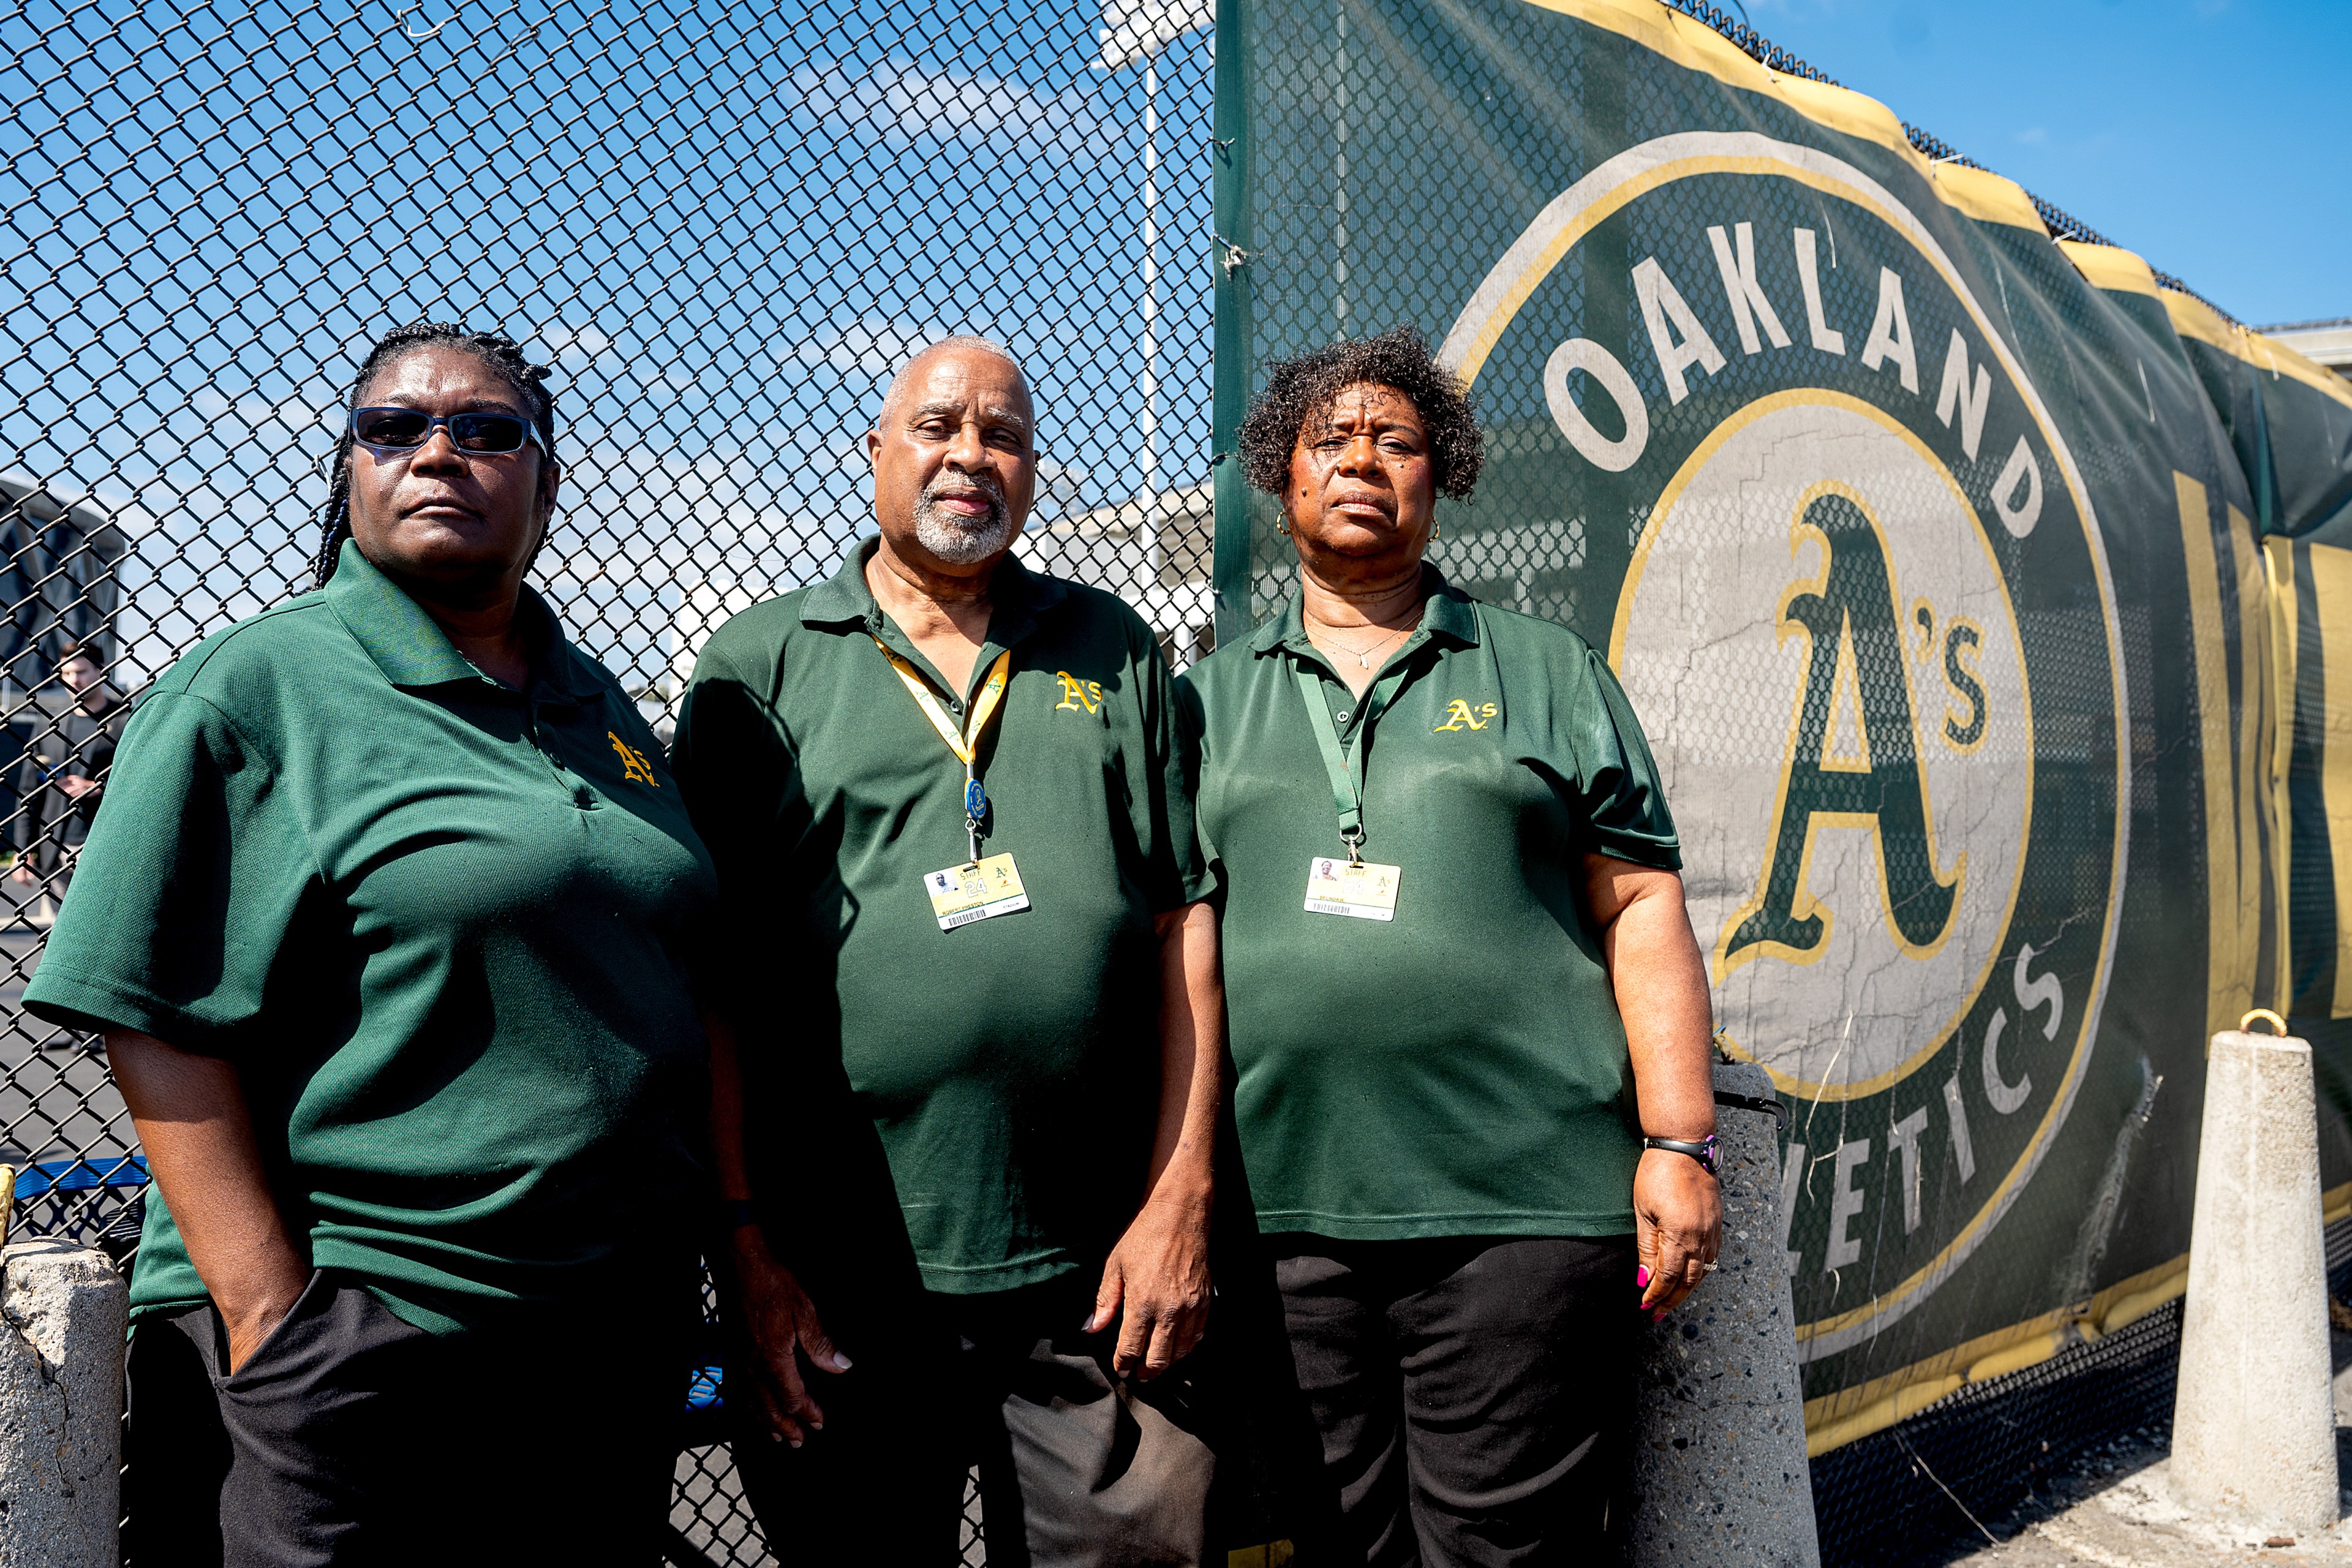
left=1304, top=857, right=1404, bottom=922
left=926, top=853, right=1031, bottom=932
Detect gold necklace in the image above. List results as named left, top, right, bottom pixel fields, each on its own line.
left=1313, top=618, right=1415, bottom=669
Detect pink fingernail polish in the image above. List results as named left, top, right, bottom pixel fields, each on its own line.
left=1636, top=1266, right=1651, bottom=1289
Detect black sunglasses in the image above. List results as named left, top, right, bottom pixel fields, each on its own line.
left=349, top=407, right=550, bottom=458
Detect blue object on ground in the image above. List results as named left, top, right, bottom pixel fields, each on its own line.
left=687, top=1365, right=724, bottom=1411
left=13, top=1154, right=148, bottom=1200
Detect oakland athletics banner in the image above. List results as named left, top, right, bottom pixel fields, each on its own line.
left=1210, top=0, right=2352, bottom=1452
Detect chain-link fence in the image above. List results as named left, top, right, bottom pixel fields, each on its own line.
left=3, top=0, right=2293, bottom=1563
left=3, top=1, right=1214, bottom=1559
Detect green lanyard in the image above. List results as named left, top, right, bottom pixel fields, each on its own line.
left=1294, top=661, right=1411, bottom=864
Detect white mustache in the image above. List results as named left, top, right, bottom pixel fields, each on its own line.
left=921, top=473, right=1005, bottom=521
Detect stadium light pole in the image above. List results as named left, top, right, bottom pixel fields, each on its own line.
left=1143, top=56, right=1160, bottom=508
left=1101, top=0, right=1211, bottom=521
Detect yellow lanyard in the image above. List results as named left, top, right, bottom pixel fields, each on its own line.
left=872, top=637, right=1012, bottom=861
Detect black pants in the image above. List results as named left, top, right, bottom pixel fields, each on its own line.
left=1271, top=1235, right=1638, bottom=1567
left=732, top=1270, right=1218, bottom=1566
left=124, top=1269, right=689, bottom=1567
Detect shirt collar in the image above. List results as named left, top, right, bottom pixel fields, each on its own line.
left=322, top=538, right=597, bottom=701
left=799, top=535, right=1070, bottom=639
left=1250, top=564, right=1482, bottom=657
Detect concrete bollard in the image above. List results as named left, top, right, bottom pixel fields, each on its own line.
left=0, top=1238, right=127, bottom=1568
left=1629, top=1060, right=1820, bottom=1568
left=2171, top=1024, right=2338, bottom=1534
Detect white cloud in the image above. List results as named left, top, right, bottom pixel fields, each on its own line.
left=792, top=57, right=1114, bottom=151
left=537, top=325, right=612, bottom=373
left=796, top=315, right=946, bottom=376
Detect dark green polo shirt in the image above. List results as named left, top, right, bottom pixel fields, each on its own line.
left=1177, top=569, right=1679, bottom=1242
left=24, top=540, right=716, bottom=1334
left=673, top=540, right=1208, bottom=1295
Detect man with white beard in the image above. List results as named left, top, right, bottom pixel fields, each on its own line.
left=673, top=336, right=1228, bottom=1561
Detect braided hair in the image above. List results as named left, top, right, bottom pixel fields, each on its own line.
left=310, top=322, right=559, bottom=589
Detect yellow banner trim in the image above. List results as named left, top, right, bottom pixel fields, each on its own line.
left=1808, top=1178, right=2352, bottom=1457
left=2302, top=544, right=2352, bottom=1016
left=2060, top=241, right=2162, bottom=300
left=2177, top=472, right=2252, bottom=1038
left=2163, top=288, right=2352, bottom=413
left=1928, top=164, right=2044, bottom=232
left=1804, top=1252, right=2185, bottom=1455
left=2269, top=538, right=2300, bottom=1001
left=1516, top=0, right=1920, bottom=166
left=1510, top=0, right=2062, bottom=241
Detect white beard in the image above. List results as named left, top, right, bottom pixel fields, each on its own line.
left=912, top=486, right=1016, bottom=564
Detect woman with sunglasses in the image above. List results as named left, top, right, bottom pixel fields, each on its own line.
left=26, top=322, right=715, bottom=1565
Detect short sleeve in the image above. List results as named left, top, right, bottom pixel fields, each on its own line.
left=1131, top=628, right=1215, bottom=911
left=1172, top=671, right=1219, bottom=873
left=1567, top=647, right=1683, bottom=872
left=671, top=633, right=799, bottom=1016
left=22, top=691, right=318, bottom=1054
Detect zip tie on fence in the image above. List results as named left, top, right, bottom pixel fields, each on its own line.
left=1208, top=225, right=1257, bottom=278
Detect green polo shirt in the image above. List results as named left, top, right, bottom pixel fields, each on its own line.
left=673, top=540, right=1209, bottom=1295
left=23, top=541, right=716, bottom=1334
left=1177, top=569, right=1679, bottom=1242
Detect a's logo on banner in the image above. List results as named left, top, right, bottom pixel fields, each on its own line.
left=1439, top=133, right=2127, bottom=1362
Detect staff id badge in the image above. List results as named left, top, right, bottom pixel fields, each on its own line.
left=925, top=853, right=1031, bottom=931
left=1304, top=856, right=1401, bottom=922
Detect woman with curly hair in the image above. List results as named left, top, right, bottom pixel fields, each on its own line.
left=1178, top=325, right=1722, bottom=1562
left=26, top=322, right=714, bottom=1564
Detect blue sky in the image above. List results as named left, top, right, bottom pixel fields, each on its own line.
left=1746, top=0, right=2350, bottom=326
left=1, top=0, right=2334, bottom=701
left=0, top=2, right=1214, bottom=693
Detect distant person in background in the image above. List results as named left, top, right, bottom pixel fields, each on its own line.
left=9, top=639, right=122, bottom=910
left=25, top=321, right=715, bottom=1566
left=1178, top=326, right=1722, bottom=1564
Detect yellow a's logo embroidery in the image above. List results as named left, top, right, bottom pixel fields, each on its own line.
left=608, top=732, right=660, bottom=787
left=1054, top=671, right=1104, bottom=714
left=1433, top=699, right=1497, bottom=732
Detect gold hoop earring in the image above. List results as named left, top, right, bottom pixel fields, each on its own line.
left=1431, top=518, right=1442, bottom=541
left=1276, top=517, right=1292, bottom=536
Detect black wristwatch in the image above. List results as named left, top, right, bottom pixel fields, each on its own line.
left=719, top=1198, right=758, bottom=1232
left=1642, top=1134, right=1719, bottom=1177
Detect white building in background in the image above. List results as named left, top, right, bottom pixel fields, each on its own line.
left=2260, top=317, right=2352, bottom=382
left=1014, top=481, right=1215, bottom=671
left=656, top=570, right=767, bottom=736
left=0, top=473, right=140, bottom=688
left=653, top=482, right=1218, bottom=739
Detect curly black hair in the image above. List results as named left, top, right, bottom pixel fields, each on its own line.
left=310, top=322, right=558, bottom=589
left=1237, top=325, right=1483, bottom=503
